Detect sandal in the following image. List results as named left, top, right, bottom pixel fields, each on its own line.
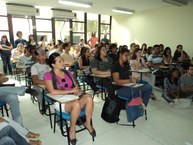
left=26, top=131, right=40, bottom=138
left=29, top=140, right=41, bottom=145
left=150, top=94, right=156, bottom=101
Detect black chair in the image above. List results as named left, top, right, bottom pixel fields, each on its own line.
left=0, top=100, right=9, bottom=117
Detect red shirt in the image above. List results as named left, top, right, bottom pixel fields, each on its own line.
left=88, top=37, right=98, bottom=48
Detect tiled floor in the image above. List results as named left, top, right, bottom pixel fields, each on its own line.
left=2, top=77, right=193, bottom=145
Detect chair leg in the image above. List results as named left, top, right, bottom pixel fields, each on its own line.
left=48, top=105, right=53, bottom=129
left=4, top=105, right=9, bottom=117
left=66, top=123, right=70, bottom=145
left=53, top=113, right=56, bottom=133
left=145, top=109, right=147, bottom=120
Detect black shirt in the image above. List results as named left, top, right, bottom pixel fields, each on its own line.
left=0, top=41, right=12, bottom=55
left=111, top=62, right=131, bottom=81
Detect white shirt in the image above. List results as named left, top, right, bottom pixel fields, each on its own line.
left=31, top=62, right=51, bottom=80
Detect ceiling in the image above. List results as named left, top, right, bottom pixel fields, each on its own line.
left=1, top=0, right=192, bottom=15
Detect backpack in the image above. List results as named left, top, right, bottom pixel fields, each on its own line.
left=101, top=96, right=124, bottom=123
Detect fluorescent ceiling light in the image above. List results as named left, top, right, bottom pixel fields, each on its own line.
left=112, top=8, right=134, bottom=15
left=58, top=0, right=92, bottom=8
left=162, top=0, right=188, bottom=6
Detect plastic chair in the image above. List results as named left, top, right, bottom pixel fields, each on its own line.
left=0, top=100, right=9, bottom=117
left=53, top=108, right=94, bottom=145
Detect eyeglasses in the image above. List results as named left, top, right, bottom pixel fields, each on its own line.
left=62, top=78, right=68, bottom=87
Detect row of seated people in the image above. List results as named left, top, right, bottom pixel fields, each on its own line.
left=1, top=42, right=191, bottom=144
left=29, top=45, right=152, bottom=144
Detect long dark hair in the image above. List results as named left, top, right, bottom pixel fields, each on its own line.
left=48, top=52, right=60, bottom=68
left=163, top=47, right=171, bottom=57
left=167, top=68, right=180, bottom=85
left=131, top=48, right=141, bottom=60
left=116, top=46, right=130, bottom=62
left=79, top=47, right=89, bottom=57
left=1, top=35, right=9, bottom=44
left=94, top=44, right=106, bottom=61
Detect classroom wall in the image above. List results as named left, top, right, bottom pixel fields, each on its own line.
left=111, top=3, right=193, bottom=57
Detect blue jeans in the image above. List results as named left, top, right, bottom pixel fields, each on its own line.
left=0, top=87, right=26, bottom=125
left=0, top=136, right=16, bottom=145
left=1, top=55, right=12, bottom=75
left=0, top=126, right=29, bottom=145
left=117, top=84, right=152, bottom=106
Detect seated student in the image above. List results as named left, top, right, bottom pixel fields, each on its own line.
left=173, top=45, right=190, bottom=62
left=0, top=117, right=41, bottom=145
left=44, top=53, right=95, bottom=145
left=147, top=45, right=166, bottom=86
left=163, top=68, right=181, bottom=102
left=163, top=47, right=173, bottom=64
left=25, top=45, right=38, bottom=77
left=180, top=64, right=193, bottom=99
left=130, top=48, right=156, bottom=100
left=31, top=47, right=51, bottom=110
left=78, top=47, right=100, bottom=94
left=108, top=43, right=117, bottom=63
left=61, top=42, right=75, bottom=67
left=90, top=44, right=116, bottom=99
left=111, top=47, right=152, bottom=107
left=17, top=45, right=32, bottom=68
left=173, top=44, right=190, bottom=71
left=0, top=73, right=38, bottom=125
left=11, top=43, right=24, bottom=68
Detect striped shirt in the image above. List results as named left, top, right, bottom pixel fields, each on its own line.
left=148, top=53, right=163, bottom=65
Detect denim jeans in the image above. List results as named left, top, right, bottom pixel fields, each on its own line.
left=0, top=136, right=16, bottom=145
left=117, top=84, right=152, bottom=107
left=0, top=87, right=26, bottom=125
left=0, top=126, right=29, bottom=145
left=1, top=55, right=12, bottom=75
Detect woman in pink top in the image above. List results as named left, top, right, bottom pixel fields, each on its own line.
left=44, top=53, right=95, bottom=145
left=87, top=32, right=98, bottom=49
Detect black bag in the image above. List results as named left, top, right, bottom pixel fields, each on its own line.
left=101, top=97, right=122, bottom=123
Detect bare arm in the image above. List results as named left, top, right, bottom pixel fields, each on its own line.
left=112, top=72, right=136, bottom=85
left=91, top=68, right=111, bottom=75
left=32, top=75, right=45, bottom=85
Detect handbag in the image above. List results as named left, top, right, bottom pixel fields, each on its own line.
left=125, top=87, right=145, bottom=122
left=101, top=97, right=122, bottom=123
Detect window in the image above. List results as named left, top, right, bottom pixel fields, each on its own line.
left=36, top=19, right=52, bottom=32
left=36, top=18, right=52, bottom=43
left=55, top=20, right=70, bottom=42
left=73, top=22, right=84, bottom=32
left=0, top=17, right=8, bottom=30
left=101, top=14, right=110, bottom=24
left=12, top=17, right=33, bottom=41
left=87, top=13, right=98, bottom=41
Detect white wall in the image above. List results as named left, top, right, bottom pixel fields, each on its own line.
left=111, top=4, right=193, bottom=57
